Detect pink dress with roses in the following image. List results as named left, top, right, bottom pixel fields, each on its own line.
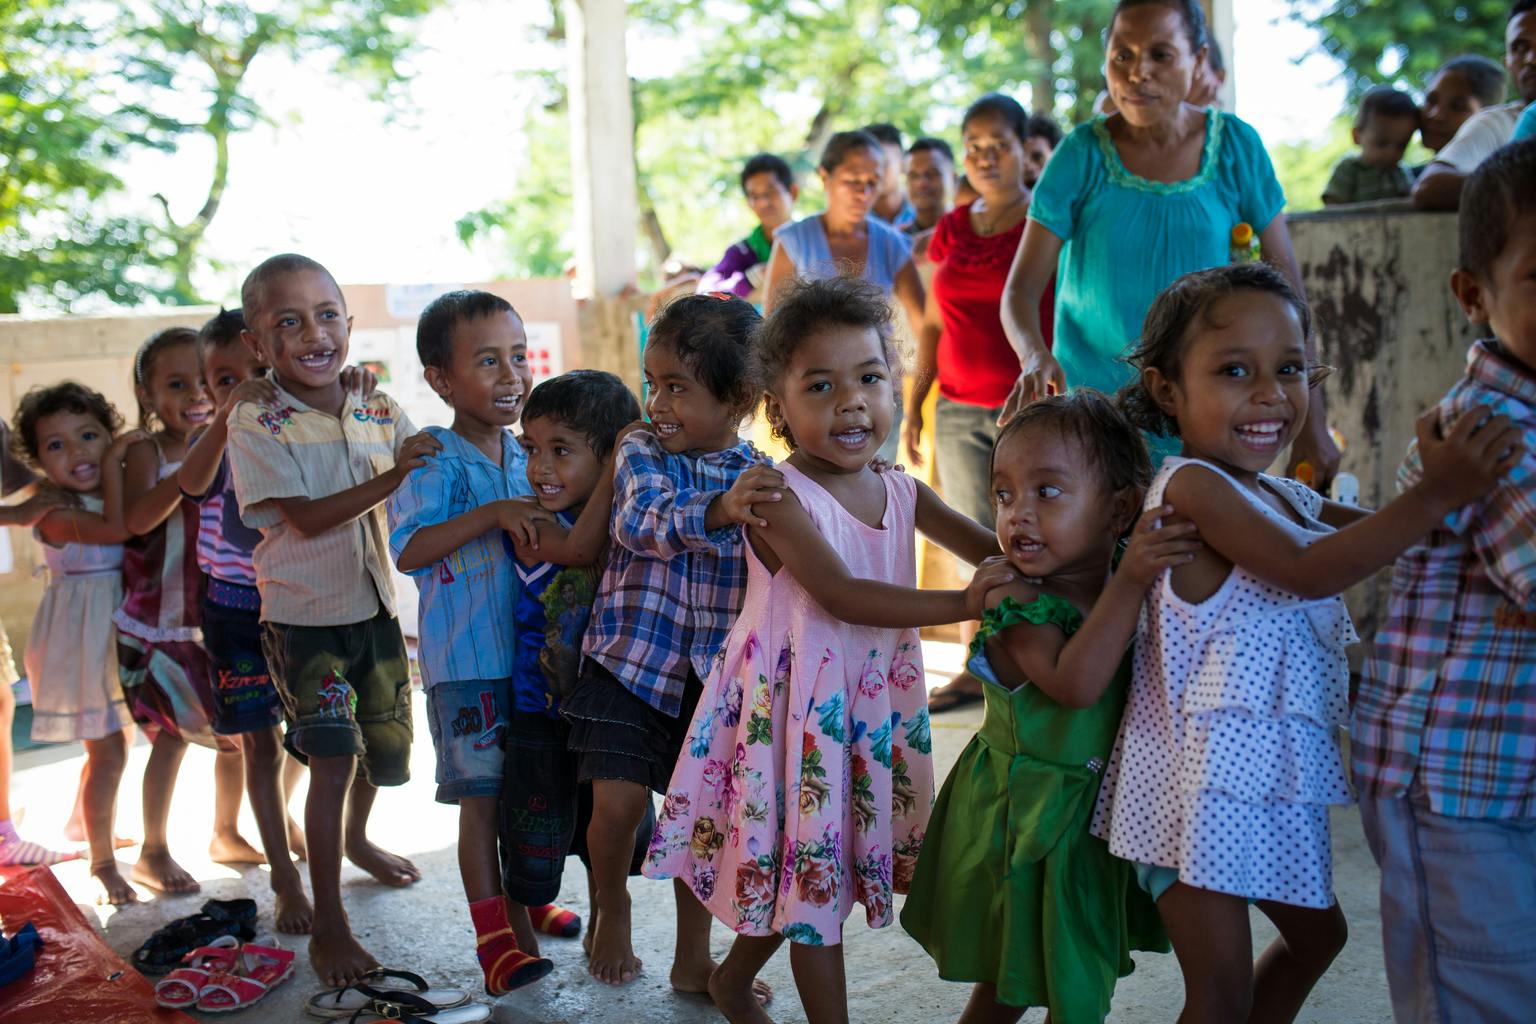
left=643, top=463, right=933, bottom=946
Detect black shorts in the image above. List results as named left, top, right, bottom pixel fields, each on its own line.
left=561, top=658, right=703, bottom=793
left=498, top=710, right=652, bottom=906
left=202, top=590, right=284, bottom=736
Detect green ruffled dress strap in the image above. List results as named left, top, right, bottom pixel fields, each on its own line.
left=969, top=592, right=1084, bottom=662
left=1091, top=107, right=1223, bottom=195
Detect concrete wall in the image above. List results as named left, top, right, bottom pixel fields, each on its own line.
left=1289, top=205, right=1477, bottom=641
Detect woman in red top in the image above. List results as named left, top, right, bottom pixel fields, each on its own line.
left=905, top=93, right=1053, bottom=526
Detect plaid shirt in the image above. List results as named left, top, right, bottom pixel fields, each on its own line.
left=1353, top=339, right=1536, bottom=819
left=582, top=431, right=766, bottom=717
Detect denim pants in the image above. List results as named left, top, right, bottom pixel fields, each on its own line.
left=933, top=397, right=1002, bottom=529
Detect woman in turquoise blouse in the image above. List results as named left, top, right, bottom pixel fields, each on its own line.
left=1000, top=0, right=1339, bottom=480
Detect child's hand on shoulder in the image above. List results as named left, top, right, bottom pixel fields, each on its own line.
left=496, top=496, right=556, bottom=550
left=10, top=487, right=77, bottom=527
left=719, top=464, right=787, bottom=528
left=394, top=430, right=443, bottom=479
left=105, top=428, right=152, bottom=467
left=340, top=364, right=378, bottom=396
left=964, top=554, right=1020, bottom=619
left=226, top=377, right=279, bottom=412
left=1118, top=505, right=1202, bottom=587
left=1415, top=407, right=1524, bottom=512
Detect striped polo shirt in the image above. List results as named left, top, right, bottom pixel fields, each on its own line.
left=227, top=384, right=415, bottom=627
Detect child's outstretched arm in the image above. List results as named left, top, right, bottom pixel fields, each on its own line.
left=750, top=487, right=1017, bottom=628
left=508, top=453, right=627, bottom=568
left=611, top=435, right=785, bottom=558
left=987, top=507, right=1200, bottom=708
left=272, top=430, right=442, bottom=539
left=1169, top=408, right=1522, bottom=599
left=36, top=503, right=132, bottom=546
left=393, top=495, right=553, bottom=572
left=913, top=479, right=1003, bottom=565
left=179, top=378, right=278, bottom=500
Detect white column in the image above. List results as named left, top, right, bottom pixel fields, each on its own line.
left=564, top=0, right=637, bottom=299
left=1207, top=0, right=1237, bottom=109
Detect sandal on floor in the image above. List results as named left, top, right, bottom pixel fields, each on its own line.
left=131, top=898, right=258, bottom=975
left=152, top=935, right=241, bottom=1008
left=305, top=968, right=470, bottom=1018
left=343, top=995, right=491, bottom=1024
left=196, top=939, right=295, bottom=1013
left=927, top=675, right=983, bottom=714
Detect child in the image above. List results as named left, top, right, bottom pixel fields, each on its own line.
left=697, top=154, right=799, bottom=299
left=13, top=384, right=135, bottom=901
left=1322, top=85, right=1419, bottom=205
left=1095, top=261, right=1519, bottom=1022
left=1353, top=139, right=1536, bottom=1022
left=902, top=391, right=1189, bottom=1024
left=176, top=308, right=312, bottom=932
left=386, top=289, right=575, bottom=994
left=226, top=253, right=436, bottom=987
left=497, top=370, right=649, bottom=972
left=568, top=293, right=785, bottom=993
left=643, top=276, right=1016, bottom=1024
left=106, top=327, right=255, bottom=895
left=1418, top=54, right=1507, bottom=160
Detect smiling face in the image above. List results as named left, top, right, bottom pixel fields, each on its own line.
left=1509, top=10, right=1536, bottom=105
left=991, top=425, right=1122, bottom=579
left=643, top=341, right=741, bottom=454
left=819, top=146, right=884, bottom=224
left=140, top=340, right=212, bottom=439
left=34, top=409, right=112, bottom=494
left=1150, top=290, right=1312, bottom=475
left=743, top=170, right=795, bottom=233
left=426, top=311, right=530, bottom=432
left=1355, top=112, right=1418, bottom=169
left=202, top=341, right=268, bottom=408
left=521, top=414, right=603, bottom=513
left=242, top=268, right=352, bottom=406
left=768, top=323, right=894, bottom=471
left=1104, top=3, right=1203, bottom=128
left=963, top=112, right=1026, bottom=199
left=1421, top=69, right=1486, bottom=152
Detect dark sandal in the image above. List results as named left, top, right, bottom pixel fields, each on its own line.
left=306, top=968, right=469, bottom=1018
left=927, top=679, right=983, bottom=714
left=343, top=991, right=489, bottom=1024
left=131, top=899, right=258, bottom=975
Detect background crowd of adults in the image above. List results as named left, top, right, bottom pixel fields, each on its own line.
left=679, top=0, right=1536, bottom=708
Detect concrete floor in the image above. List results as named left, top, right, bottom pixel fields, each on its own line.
left=11, top=644, right=1394, bottom=1023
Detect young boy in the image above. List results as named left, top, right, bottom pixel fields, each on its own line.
left=1322, top=85, right=1420, bottom=205
left=904, top=137, right=954, bottom=235
left=496, top=370, right=649, bottom=970
left=178, top=308, right=311, bottom=933
left=386, top=289, right=580, bottom=995
left=1353, top=138, right=1536, bottom=1022
left=696, top=153, right=798, bottom=299
left=226, top=253, right=435, bottom=987
left=1022, top=112, right=1062, bottom=189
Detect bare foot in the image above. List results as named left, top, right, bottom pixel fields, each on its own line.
left=65, top=820, right=135, bottom=849
left=678, top=957, right=772, bottom=1008
left=707, top=962, right=776, bottom=1023
left=273, top=872, right=314, bottom=934
left=287, top=817, right=308, bottom=861
left=130, top=847, right=200, bottom=894
left=309, top=922, right=379, bottom=988
left=209, top=829, right=266, bottom=866
left=92, top=861, right=139, bottom=906
left=344, top=837, right=419, bottom=887
left=586, top=897, right=642, bottom=984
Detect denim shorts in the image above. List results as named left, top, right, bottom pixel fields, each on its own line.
left=933, top=397, right=1003, bottom=530
left=1358, top=786, right=1536, bottom=1024
left=423, top=678, right=511, bottom=804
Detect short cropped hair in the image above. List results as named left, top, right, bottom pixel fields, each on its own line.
left=240, top=253, right=340, bottom=326
left=1025, top=113, right=1064, bottom=148
left=522, top=370, right=642, bottom=460
left=908, top=137, right=955, bottom=163
left=1459, top=137, right=1536, bottom=281
left=415, top=290, right=519, bottom=371
left=1355, top=85, right=1419, bottom=130
left=198, top=308, right=246, bottom=352
left=740, top=153, right=794, bottom=193
left=13, top=382, right=124, bottom=464
left=861, top=122, right=904, bottom=149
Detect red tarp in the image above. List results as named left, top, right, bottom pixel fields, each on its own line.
left=0, top=866, right=193, bottom=1024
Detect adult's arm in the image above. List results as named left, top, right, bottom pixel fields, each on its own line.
left=1409, top=161, right=1464, bottom=211
left=761, top=240, right=796, bottom=314
left=997, top=221, right=1066, bottom=425
left=891, top=260, right=926, bottom=341
left=903, top=283, right=945, bottom=466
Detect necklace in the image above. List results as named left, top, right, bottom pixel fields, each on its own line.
left=972, top=191, right=1028, bottom=236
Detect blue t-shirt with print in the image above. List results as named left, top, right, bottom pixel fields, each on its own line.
left=511, top=509, right=600, bottom=715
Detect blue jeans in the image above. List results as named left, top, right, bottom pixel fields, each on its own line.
left=1357, top=787, right=1536, bottom=1023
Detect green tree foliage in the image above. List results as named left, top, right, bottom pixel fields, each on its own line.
left=1291, top=1, right=1511, bottom=99
left=462, top=0, right=1115, bottom=286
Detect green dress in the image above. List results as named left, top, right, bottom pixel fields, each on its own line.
left=900, top=593, right=1167, bottom=1021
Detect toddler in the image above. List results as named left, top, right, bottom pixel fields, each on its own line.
left=1322, top=85, right=1419, bottom=205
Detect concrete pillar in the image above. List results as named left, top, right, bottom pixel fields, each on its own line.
left=1203, top=0, right=1237, bottom=108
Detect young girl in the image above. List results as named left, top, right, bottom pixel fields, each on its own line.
left=902, top=391, right=1193, bottom=1024
left=1094, top=262, right=1521, bottom=1022
left=105, top=327, right=255, bottom=896
left=14, top=383, right=137, bottom=902
left=643, top=276, right=1015, bottom=1024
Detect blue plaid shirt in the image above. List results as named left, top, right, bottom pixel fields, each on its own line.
left=583, top=431, right=766, bottom=716
left=387, top=425, right=531, bottom=688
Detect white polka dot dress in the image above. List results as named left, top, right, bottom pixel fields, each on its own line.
left=1090, top=457, right=1355, bottom=909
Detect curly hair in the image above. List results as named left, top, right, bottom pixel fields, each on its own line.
left=752, top=276, right=899, bottom=450
left=1117, top=262, right=1316, bottom=438
left=13, top=382, right=124, bottom=465
left=993, top=389, right=1152, bottom=513
left=645, top=293, right=762, bottom=416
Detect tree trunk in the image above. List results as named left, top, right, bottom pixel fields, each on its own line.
left=1025, top=1, right=1059, bottom=116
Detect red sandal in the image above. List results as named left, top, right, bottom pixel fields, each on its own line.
left=153, top=935, right=241, bottom=1009
left=196, top=939, right=295, bottom=1013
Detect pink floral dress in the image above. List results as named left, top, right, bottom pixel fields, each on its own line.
left=643, top=464, right=933, bottom=946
